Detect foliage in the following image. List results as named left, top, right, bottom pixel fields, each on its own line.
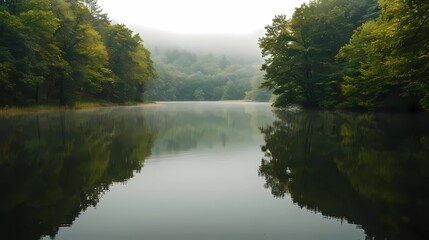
left=261, top=0, right=429, bottom=111
left=259, top=0, right=378, bottom=108
left=338, top=0, right=429, bottom=111
left=104, top=24, right=157, bottom=102
left=244, top=70, right=273, bottom=102
left=144, top=50, right=260, bottom=101
left=0, top=0, right=156, bottom=106
left=0, top=0, right=61, bottom=105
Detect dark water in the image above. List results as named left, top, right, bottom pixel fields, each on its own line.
left=0, top=102, right=428, bottom=240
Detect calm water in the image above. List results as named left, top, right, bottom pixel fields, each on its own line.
left=1, top=102, right=428, bottom=240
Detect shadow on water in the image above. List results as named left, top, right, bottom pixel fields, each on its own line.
left=259, top=110, right=429, bottom=240
left=0, top=108, right=156, bottom=240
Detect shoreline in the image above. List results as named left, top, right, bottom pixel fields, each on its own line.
left=0, top=102, right=157, bottom=115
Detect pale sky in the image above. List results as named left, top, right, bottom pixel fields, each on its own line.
left=96, top=0, right=308, bottom=34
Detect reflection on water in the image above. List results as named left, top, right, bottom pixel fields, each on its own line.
left=146, top=102, right=274, bottom=155
left=2, top=103, right=428, bottom=240
left=259, top=110, right=429, bottom=240
left=0, top=108, right=155, bottom=240
left=0, top=102, right=275, bottom=240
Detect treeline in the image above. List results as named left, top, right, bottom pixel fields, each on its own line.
left=260, top=0, right=429, bottom=111
left=145, top=49, right=272, bottom=102
left=0, top=0, right=156, bottom=106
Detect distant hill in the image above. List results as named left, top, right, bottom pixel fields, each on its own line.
left=126, top=25, right=271, bottom=103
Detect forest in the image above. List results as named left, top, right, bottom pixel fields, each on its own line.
left=0, top=0, right=156, bottom=106
left=1, top=0, right=428, bottom=110
left=260, top=0, right=429, bottom=111
left=144, top=49, right=272, bottom=102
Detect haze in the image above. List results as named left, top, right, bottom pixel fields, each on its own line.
left=97, top=0, right=309, bottom=34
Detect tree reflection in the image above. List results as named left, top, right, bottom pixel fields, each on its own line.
left=259, top=110, right=429, bottom=240
left=148, top=103, right=273, bottom=154
left=0, top=109, right=155, bottom=240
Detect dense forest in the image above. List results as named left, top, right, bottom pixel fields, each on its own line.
left=144, top=49, right=272, bottom=102
left=2, top=0, right=428, bottom=110
left=0, top=0, right=156, bottom=106
left=260, top=0, right=429, bottom=111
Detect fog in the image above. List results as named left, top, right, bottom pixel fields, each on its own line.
left=97, top=0, right=311, bottom=60
left=138, top=26, right=270, bottom=102
left=133, top=26, right=264, bottom=59
left=97, top=0, right=311, bottom=59
left=97, top=0, right=307, bottom=34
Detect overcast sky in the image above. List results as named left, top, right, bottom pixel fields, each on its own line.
left=96, top=0, right=308, bottom=34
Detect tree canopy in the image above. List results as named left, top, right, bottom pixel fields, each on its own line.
left=338, top=0, right=429, bottom=111
left=260, top=0, right=429, bottom=111
left=144, top=49, right=269, bottom=102
left=0, top=0, right=157, bottom=106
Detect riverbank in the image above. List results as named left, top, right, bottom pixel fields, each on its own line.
left=0, top=101, right=156, bottom=115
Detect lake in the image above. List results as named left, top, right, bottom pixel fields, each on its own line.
left=1, top=102, right=428, bottom=240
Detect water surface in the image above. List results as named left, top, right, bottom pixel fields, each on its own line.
left=1, top=102, right=428, bottom=240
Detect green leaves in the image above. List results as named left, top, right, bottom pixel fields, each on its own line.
left=0, top=0, right=62, bottom=104
left=339, top=0, right=429, bottom=110
left=144, top=49, right=256, bottom=102
left=262, top=0, right=429, bottom=111
left=103, top=24, right=156, bottom=103
left=0, top=0, right=157, bottom=106
left=260, top=0, right=370, bottom=108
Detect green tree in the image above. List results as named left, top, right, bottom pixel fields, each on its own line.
left=245, top=70, right=273, bottom=102
left=145, top=49, right=255, bottom=102
left=260, top=0, right=378, bottom=108
left=0, top=0, right=60, bottom=105
left=51, top=0, right=109, bottom=105
left=338, top=0, right=429, bottom=111
left=0, top=0, right=156, bottom=107
left=104, top=24, right=157, bottom=103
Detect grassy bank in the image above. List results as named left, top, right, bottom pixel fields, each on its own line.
left=0, top=101, right=154, bottom=115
